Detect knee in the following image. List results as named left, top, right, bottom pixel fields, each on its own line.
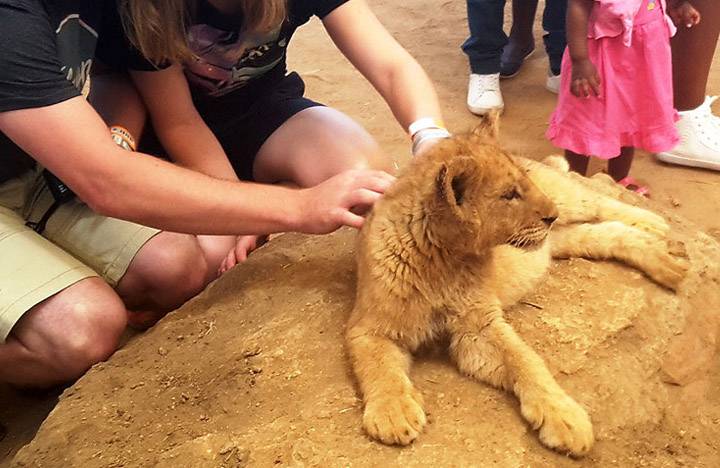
left=53, top=317, right=124, bottom=380
left=196, top=235, right=238, bottom=277
left=3, top=279, right=127, bottom=387
left=49, top=289, right=127, bottom=380
left=326, top=129, right=393, bottom=178
left=128, top=233, right=210, bottom=303
left=345, top=132, right=385, bottom=171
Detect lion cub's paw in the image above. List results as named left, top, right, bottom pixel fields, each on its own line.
left=646, top=242, right=690, bottom=291
left=363, top=390, right=427, bottom=446
left=521, top=392, right=594, bottom=457
left=621, top=210, right=670, bottom=238
left=631, top=219, right=670, bottom=238
left=541, top=155, right=570, bottom=173
left=590, top=172, right=616, bottom=186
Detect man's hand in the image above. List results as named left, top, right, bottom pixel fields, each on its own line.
left=668, top=1, right=701, bottom=28
left=297, top=169, right=395, bottom=234
left=570, top=58, right=602, bottom=98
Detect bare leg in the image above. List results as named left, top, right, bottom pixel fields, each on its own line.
left=0, top=278, right=126, bottom=388
left=200, top=106, right=388, bottom=273
left=672, top=0, right=720, bottom=111
left=253, top=106, right=387, bottom=186
left=0, top=235, right=229, bottom=387
left=114, top=232, right=231, bottom=329
left=217, top=107, right=385, bottom=272
left=608, top=147, right=634, bottom=181
left=550, top=222, right=688, bottom=290
left=346, top=325, right=426, bottom=445
left=657, top=0, right=720, bottom=168
left=116, top=233, right=210, bottom=311
left=564, top=150, right=590, bottom=176
left=449, top=308, right=594, bottom=456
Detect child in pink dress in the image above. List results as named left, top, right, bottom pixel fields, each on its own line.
left=547, top=0, right=701, bottom=195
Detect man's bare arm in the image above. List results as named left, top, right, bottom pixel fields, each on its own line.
left=0, top=96, right=393, bottom=235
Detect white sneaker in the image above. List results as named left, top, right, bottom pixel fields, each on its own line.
left=467, top=73, right=504, bottom=115
left=545, top=70, right=561, bottom=94
left=709, top=95, right=720, bottom=129
left=656, top=96, right=720, bottom=171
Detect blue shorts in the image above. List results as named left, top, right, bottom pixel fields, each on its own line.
left=140, top=72, right=323, bottom=181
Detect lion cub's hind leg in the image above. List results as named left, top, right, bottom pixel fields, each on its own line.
left=550, top=222, right=689, bottom=291
left=449, top=305, right=594, bottom=457
left=346, top=322, right=426, bottom=446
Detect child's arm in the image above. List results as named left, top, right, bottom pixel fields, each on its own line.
left=667, top=1, right=701, bottom=28
left=567, top=0, right=601, bottom=97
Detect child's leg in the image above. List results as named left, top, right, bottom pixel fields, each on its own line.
left=672, top=0, right=720, bottom=111
left=564, top=150, right=590, bottom=176
left=608, top=146, right=634, bottom=181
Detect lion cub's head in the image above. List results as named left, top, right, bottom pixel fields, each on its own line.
left=415, top=114, right=558, bottom=255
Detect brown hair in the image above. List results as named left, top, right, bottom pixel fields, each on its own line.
left=120, top=0, right=287, bottom=65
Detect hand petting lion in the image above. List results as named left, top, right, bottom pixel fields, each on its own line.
left=345, top=113, right=688, bottom=457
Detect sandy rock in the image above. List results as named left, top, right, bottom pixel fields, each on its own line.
left=155, top=433, right=249, bottom=468
left=12, top=179, right=720, bottom=467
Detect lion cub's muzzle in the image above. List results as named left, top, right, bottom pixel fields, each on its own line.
left=507, top=223, right=552, bottom=249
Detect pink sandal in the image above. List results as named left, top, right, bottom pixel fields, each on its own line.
left=617, top=176, right=650, bottom=197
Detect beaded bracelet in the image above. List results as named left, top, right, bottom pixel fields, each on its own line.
left=110, top=126, right=137, bottom=152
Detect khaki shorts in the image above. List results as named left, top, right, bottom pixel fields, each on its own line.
left=0, top=168, right=160, bottom=342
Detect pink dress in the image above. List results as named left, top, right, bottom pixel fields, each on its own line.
left=546, top=0, right=679, bottom=158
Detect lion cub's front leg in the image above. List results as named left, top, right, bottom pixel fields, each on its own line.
left=449, top=302, right=594, bottom=456
left=550, top=222, right=689, bottom=290
left=346, top=318, right=426, bottom=445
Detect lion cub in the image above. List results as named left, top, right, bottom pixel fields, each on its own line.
left=346, top=114, right=687, bottom=456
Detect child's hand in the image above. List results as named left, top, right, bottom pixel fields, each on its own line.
left=570, top=58, right=602, bottom=98
left=218, top=234, right=269, bottom=275
left=669, top=1, right=701, bottom=28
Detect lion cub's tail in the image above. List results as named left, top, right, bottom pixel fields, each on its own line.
left=470, top=110, right=501, bottom=141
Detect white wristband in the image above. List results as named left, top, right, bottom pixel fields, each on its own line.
left=412, top=127, right=451, bottom=156
left=408, top=117, right=445, bottom=137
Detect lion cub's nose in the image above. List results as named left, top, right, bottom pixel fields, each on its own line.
left=542, top=215, right=557, bottom=226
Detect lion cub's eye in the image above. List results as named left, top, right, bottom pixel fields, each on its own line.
left=501, top=187, right=522, bottom=200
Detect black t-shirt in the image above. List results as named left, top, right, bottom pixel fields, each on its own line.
left=99, top=0, right=349, bottom=123
left=0, top=0, right=114, bottom=183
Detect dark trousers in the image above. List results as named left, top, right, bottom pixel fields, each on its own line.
left=462, top=0, right=567, bottom=75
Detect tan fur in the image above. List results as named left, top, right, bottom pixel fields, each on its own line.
left=346, top=114, right=688, bottom=456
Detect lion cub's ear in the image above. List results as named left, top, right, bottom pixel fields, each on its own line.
left=470, top=110, right=501, bottom=141
left=436, top=156, right=477, bottom=211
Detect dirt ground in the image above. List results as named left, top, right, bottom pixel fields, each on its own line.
left=2, top=0, right=720, bottom=466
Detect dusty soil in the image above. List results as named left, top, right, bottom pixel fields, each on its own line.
left=2, top=0, right=720, bottom=466
left=10, top=202, right=720, bottom=467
